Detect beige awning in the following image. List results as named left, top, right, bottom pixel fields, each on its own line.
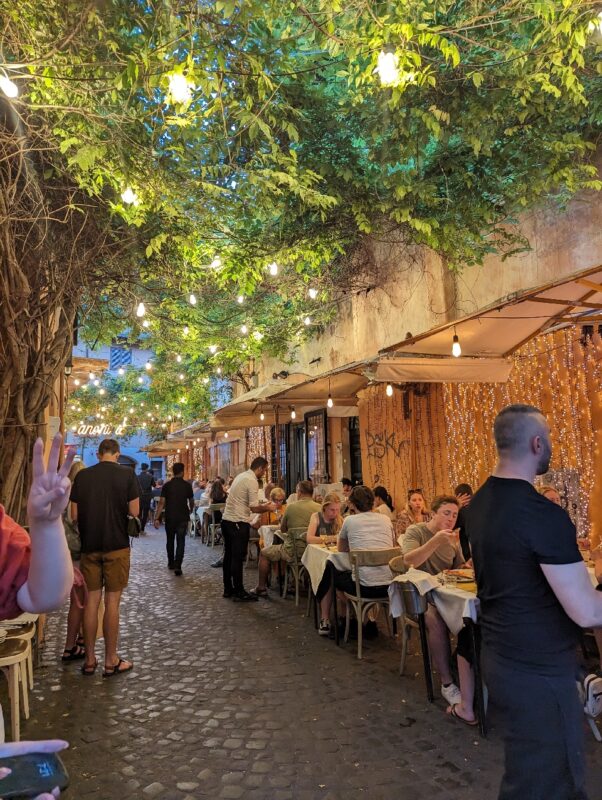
left=210, top=377, right=309, bottom=430
left=368, top=356, right=512, bottom=383
left=380, top=264, right=602, bottom=361
left=268, top=362, right=370, bottom=416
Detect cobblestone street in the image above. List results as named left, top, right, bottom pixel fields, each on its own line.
left=17, top=530, right=602, bottom=799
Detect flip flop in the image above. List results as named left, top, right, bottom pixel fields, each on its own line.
left=103, top=657, right=133, bottom=678
left=62, top=644, right=86, bottom=662
left=81, top=658, right=98, bottom=676
left=447, top=704, right=478, bottom=727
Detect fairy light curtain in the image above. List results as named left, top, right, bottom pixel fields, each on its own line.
left=443, top=328, right=602, bottom=537
left=246, top=426, right=271, bottom=471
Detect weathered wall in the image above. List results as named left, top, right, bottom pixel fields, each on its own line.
left=357, top=383, right=450, bottom=512
left=259, top=180, right=602, bottom=382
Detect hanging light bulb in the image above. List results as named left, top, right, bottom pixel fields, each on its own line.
left=452, top=333, right=462, bottom=358
left=327, top=394, right=334, bottom=409
left=0, top=74, right=19, bottom=98
left=241, top=324, right=248, bottom=334
left=145, top=361, right=152, bottom=370
left=386, top=383, right=393, bottom=397
left=89, top=372, right=96, bottom=381
left=224, top=432, right=229, bottom=439
left=237, top=295, right=244, bottom=304
left=183, top=325, right=189, bottom=335
left=304, top=316, right=311, bottom=326
left=210, top=256, right=221, bottom=269
left=142, top=319, right=150, bottom=328
left=209, top=344, right=218, bottom=354
left=189, top=293, right=197, bottom=305
left=376, top=50, right=399, bottom=86
left=168, top=73, right=193, bottom=104
left=129, top=407, right=134, bottom=413
left=179, top=373, right=184, bottom=380
left=93, top=380, right=100, bottom=387
left=136, top=301, right=145, bottom=317
left=137, top=376, right=144, bottom=384
left=74, top=379, right=80, bottom=386
left=203, top=377, right=209, bottom=384
left=308, top=288, right=318, bottom=300
left=122, top=187, right=139, bottom=205
left=290, top=407, right=296, bottom=420
left=269, top=262, right=278, bottom=276
left=176, top=354, right=182, bottom=363
left=253, top=331, right=264, bottom=341
left=216, top=367, right=222, bottom=375
left=117, top=367, right=125, bottom=376
left=260, top=411, right=265, bottom=421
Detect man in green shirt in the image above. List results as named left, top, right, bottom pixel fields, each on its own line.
left=252, top=480, right=320, bottom=597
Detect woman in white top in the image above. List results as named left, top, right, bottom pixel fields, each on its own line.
left=373, top=485, right=395, bottom=520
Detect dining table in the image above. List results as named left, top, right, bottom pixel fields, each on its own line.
left=302, top=543, right=352, bottom=645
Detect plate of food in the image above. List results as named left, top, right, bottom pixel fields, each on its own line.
left=443, top=568, right=475, bottom=583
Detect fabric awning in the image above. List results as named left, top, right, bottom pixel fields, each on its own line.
left=268, top=363, right=370, bottom=414
left=380, top=265, right=602, bottom=360
left=367, top=356, right=512, bottom=383
left=210, top=378, right=309, bottom=430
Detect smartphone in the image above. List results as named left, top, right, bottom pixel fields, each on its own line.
left=0, top=752, right=69, bottom=798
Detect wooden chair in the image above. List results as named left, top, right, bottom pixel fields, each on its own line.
left=281, top=528, right=309, bottom=606
left=343, top=547, right=401, bottom=659
left=4, top=621, right=36, bottom=690
left=207, top=503, right=225, bottom=547
left=0, top=639, right=30, bottom=741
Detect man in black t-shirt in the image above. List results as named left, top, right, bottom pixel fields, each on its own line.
left=137, top=463, right=155, bottom=531
left=154, top=462, right=193, bottom=576
left=468, top=404, right=602, bottom=800
left=70, top=438, right=139, bottom=677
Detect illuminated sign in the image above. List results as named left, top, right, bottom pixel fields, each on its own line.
left=76, top=424, right=127, bottom=437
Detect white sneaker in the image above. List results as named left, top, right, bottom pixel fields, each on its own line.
left=441, top=682, right=462, bottom=706
left=318, top=619, right=330, bottom=636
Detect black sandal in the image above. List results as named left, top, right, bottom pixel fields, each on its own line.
left=62, top=644, right=86, bottom=662
left=81, top=658, right=98, bottom=676
left=102, top=657, right=133, bottom=678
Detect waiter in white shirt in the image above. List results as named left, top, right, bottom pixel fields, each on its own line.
left=222, top=457, right=275, bottom=602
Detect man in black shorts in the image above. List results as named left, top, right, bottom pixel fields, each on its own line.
left=468, top=404, right=602, bottom=799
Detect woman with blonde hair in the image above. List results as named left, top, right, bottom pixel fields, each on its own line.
left=306, top=492, right=343, bottom=546
left=396, top=489, right=431, bottom=538
left=538, top=484, right=561, bottom=506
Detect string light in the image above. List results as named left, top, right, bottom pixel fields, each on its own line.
left=89, top=372, right=96, bottom=381
left=117, top=368, right=125, bottom=376
left=237, top=295, right=244, bottom=304
left=176, top=354, right=182, bottom=363
left=121, top=187, right=139, bottom=205
left=137, top=377, right=144, bottom=384
left=203, top=377, right=209, bottom=384
left=0, top=73, right=19, bottom=98
left=241, top=324, right=248, bottom=334
left=327, top=394, right=334, bottom=409
left=269, top=262, right=278, bottom=276
left=290, top=407, right=296, bottom=420
left=210, top=257, right=221, bottom=269
left=145, top=361, right=152, bottom=370
left=136, top=302, right=145, bottom=317
left=386, top=383, right=393, bottom=397
left=183, top=325, right=189, bottom=335
left=376, top=50, right=399, bottom=86
left=224, top=432, right=229, bottom=439
left=179, top=373, right=185, bottom=380
left=189, top=293, right=197, bottom=305
left=142, top=320, right=150, bottom=328
left=260, top=411, right=265, bottom=421
left=93, top=380, right=100, bottom=387
left=304, top=316, right=311, bottom=326
left=129, top=407, right=135, bottom=413
left=216, top=367, right=222, bottom=375
left=452, top=332, right=462, bottom=358
left=74, top=379, right=80, bottom=386
left=253, top=331, right=264, bottom=341
left=209, top=345, right=218, bottom=354
left=308, top=288, right=318, bottom=300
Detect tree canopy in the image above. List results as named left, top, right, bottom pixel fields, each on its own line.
left=1, top=0, right=601, bottom=482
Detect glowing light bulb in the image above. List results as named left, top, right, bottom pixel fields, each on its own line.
left=327, top=394, right=334, bottom=408
left=203, top=377, right=209, bottom=384
left=209, top=344, right=218, bottom=354
left=253, top=331, right=264, bottom=341
left=137, top=377, right=144, bottom=384
left=269, top=262, right=278, bottom=276
left=290, top=407, right=297, bottom=420
left=136, top=302, right=145, bottom=317
left=183, top=325, right=189, bottom=335
left=189, top=293, right=197, bottom=305
left=142, top=319, right=150, bottom=328
left=376, top=50, right=399, bottom=86
left=74, top=379, right=80, bottom=386
left=179, top=373, right=184, bottom=380
left=117, top=367, right=125, bottom=376
left=168, top=73, right=192, bottom=104
left=216, top=367, right=222, bottom=375
left=304, top=316, right=311, bottom=326
left=89, top=372, right=96, bottom=381
left=386, top=384, right=393, bottom=397
left=308, top=288, right=318, bottom=300
left=176, top=354, right=182, bottom=363
left=93, top=380, right=100, bottom=387
left=452, top=334, right=462, bottom=358
left=129, top=407, right=134, bottom=413
left=241, top=324, right=248, bottom=334
left=122, top=187, right=139, bottom=205
left=0, top=75, right=19, bottom=98
left=224, top=432, right=229, bottom=439
left=237, top=295, right=245, bottom=305
left=210, top=256, right=221, bottom=269
left=145, top=361, right=152, bottom=370
left=260, top=412, right=265, bottom=421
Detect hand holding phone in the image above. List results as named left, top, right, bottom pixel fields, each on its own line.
left=0, top=740, right=68, bottom=799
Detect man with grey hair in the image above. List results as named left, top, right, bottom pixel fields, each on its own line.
left=468, top=404, right=602, bottom=799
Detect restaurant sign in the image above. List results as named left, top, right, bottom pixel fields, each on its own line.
left=76, top=424, right=127, bottom=437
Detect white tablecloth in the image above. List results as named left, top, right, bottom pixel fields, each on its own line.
left=258, top=525, right=280, bottom=548
left=388, top=568, right=479, bottom=635
left=301, top=543, right=351, bottom=594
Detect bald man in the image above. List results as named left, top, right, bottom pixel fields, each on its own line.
left=467, top=404, right=602, bottom=800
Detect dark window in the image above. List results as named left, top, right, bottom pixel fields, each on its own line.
left=348, top=416, right=363, bottom=485
left=305, top=409, right=328, bottom=485
left=270, top=423, right=288, bottom=487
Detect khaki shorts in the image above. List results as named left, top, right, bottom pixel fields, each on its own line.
left=80, top=547, right=131, bottom=592
left=261, top=544, right=292, bottom=563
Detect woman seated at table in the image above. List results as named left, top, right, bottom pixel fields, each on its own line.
left=373, top=486, right=395, bottom=520
left=402, top=495, right=477, bottom=725
left=317, top=486, right=395, bottom=637
left=306, top=493, right=342, bottom=546
left=255, top=488, right=287, bottom=543
left=395, top=489, right=431, bottom=540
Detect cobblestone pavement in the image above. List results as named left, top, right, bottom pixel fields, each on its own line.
left=14, top=529, right=602, bottom=799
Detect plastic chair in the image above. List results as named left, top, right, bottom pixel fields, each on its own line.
left=281, top=528, right=309, bottom=606
left=343, top=547, right=401, bottom=659
left=0, top=639, right=30, bottom=741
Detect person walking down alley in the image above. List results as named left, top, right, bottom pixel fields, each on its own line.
left=70, top=438, right=139, bottom=678
left=222, top=457, right=275, bottom=602
left=137, top=463, right=155, bottom=531
left=154, top=462, right=193, bottom=576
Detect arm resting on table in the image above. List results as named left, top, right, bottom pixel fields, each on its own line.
left=541, top=561, right=602, bottom=628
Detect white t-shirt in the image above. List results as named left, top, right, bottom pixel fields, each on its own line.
left=222, top=470, right=259, bottom=523
left=339, top=511, right=396, bottom=586
left=375, top=503, right=394, bottom=520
